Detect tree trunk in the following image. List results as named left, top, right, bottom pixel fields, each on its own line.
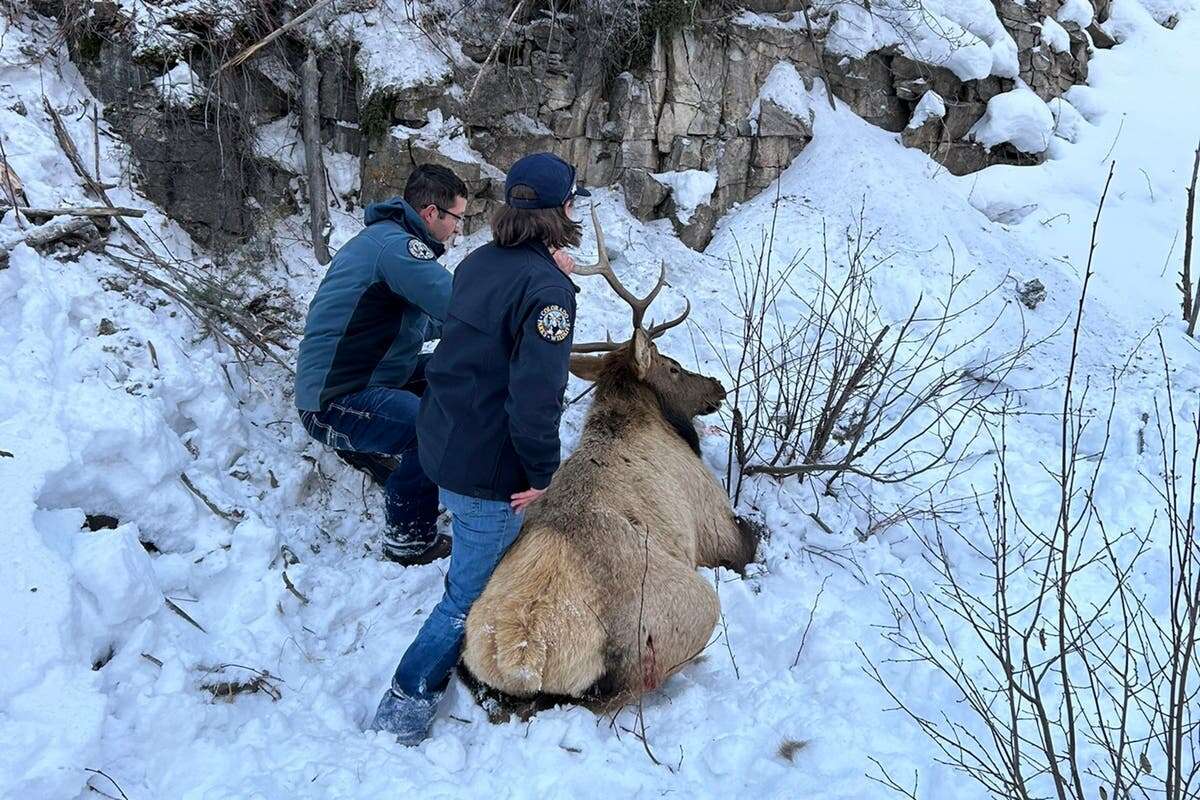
left=302, top=50, right=331, bottom=266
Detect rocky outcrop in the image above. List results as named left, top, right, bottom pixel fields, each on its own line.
left=391, top=11, right=828, bottom=249
left=827, top=0, right=1091, bottom=177
left=52, top=2, right=301, bottom=246
left=47, top=0, right=1102, bottom=251
left=996, top=0, right=1089, bottom=101
left=362, top=0, right=1095, bottom=248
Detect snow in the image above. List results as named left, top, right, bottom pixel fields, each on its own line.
left=154, top=62, right=203, bottom=109
left=650, top=170, right=717, bottom=224
left=969, top=84, right=1056, bottom=153
left=316, top=0, right=457, bottom=101
left=1040, top=16, right=1073, bottom=52
left=820, top=0, right=1016, bottom=80
left=254, top=113, right=305, bottom=174
left=732, top=9, right=806, bottom=32
left=1048, top=96, right=1087, bottom=142
left=906, top=90, right=947, bottom=129
left=1130, top=0, right=1200, bottom=24
left=3, top=0, right=1200, bottom=798
left=748, top=62, right=815, bottom=135
left=1058, top=0, right=1097, bottom=28
left=104, top=0, right=251, bottom=61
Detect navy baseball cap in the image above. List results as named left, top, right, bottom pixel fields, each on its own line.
left=504, top=152, right=592, bottom=209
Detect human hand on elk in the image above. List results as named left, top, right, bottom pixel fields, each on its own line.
left=510, top=487, right=545, bottom=512
left=551, top=248, right=575, bottom=276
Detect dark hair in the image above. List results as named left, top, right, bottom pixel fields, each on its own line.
left=404, top=164, right=468, bottom=211
left=491, top=186, right=583, bottom=249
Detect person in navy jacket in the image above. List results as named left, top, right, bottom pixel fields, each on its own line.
left=295, top=165, right=468, bottom=565
left=369, top=153, right=588, bottom=745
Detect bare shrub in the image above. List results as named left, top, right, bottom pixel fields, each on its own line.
left=863, top=166, right=1200, bottom=800
left=698, top=200, right=1038, bottom=505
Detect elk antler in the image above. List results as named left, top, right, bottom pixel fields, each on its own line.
left=573, top=206, right=667, bottom=330
left=570, top=333, right=622, bottom=354
left=645, top=297, right=691, bottom=341
left=571, top=206, right=691, bottom=353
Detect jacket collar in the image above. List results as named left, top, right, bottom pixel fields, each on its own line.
left=363, top=197, right=446, bottom=258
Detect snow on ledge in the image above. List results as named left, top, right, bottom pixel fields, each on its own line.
left=155, top=62, right=203, bottom=109
left=748, top=62, right=816, bottom=135
left=1057, top=0, right=1096, bottom=28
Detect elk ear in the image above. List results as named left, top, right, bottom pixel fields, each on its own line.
left=569, top=354, right=605, bottom=382
left=630, top=329, right=653, bottom=379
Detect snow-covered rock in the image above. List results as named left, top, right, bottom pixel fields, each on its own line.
left=970, top=86, right=1056, bottom=153
left=1048, top=97, right=1088, bottom=142
left=154, top=62, right=203, bottom=109
left=1040, top=16, right=1073, bottom=53
left=1057, top=0, right=1096, bottom=28
left=651, top=170, right=717, bottom=225
left=749, top=62, right=816, bottom=137
left=907, top=91, right=947, bottom=129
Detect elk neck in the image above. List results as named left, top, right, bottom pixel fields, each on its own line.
left=589, top=368, right=702, bottom=457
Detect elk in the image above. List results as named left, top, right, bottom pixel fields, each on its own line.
left=461, top=209, right=758, bottom=710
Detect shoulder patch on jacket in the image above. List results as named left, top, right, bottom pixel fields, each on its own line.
left=408, top=238, right=436, bottom=260
left=536, top=304, right=572, bottom=343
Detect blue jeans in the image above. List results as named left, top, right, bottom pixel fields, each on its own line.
left=391, top=488, right=525, bottom=698
left=298, top=365, right=438, bottom=555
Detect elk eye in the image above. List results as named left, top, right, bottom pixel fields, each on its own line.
left=669, top=366, right=680, bottom=375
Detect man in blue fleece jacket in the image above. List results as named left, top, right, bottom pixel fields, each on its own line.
left=295, top=165, right=468, bottom=566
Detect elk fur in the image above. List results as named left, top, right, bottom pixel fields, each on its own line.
left=462, top=330, right=758, bottom=704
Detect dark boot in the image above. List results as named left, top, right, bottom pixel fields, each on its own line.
left=382, top=533, right=451, bottom=566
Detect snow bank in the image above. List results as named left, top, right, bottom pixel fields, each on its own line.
left=822, top=0, right=1017, bottom=80
left=969, top=85, right=1056, bottom=153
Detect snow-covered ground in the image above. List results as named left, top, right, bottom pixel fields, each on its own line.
left=2, top=1, right=1199, bottom=797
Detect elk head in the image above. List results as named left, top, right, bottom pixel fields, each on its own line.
left=570, top=208, right=726, bottom=424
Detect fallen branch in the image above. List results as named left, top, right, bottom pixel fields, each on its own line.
left=4, top=205, right=145, bottom=219
left=218, top=0, right=338, bottom=71
left=282, top=570, right=310, bottom=605
left=164, top=597, right=207, bottom=633
left=83, top=768, right=130, bottom=800
left=43, top=96, right=293, bottom=370
left=199, top=663, right=282, bottom=701
left=180, top=473, right=243, bottom=521
left=21, top=216, right=99, bottom=250
left=3, top=215, right=101, bottom=265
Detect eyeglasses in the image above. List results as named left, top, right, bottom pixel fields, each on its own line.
left=435, top=205, right=465, bottom=224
